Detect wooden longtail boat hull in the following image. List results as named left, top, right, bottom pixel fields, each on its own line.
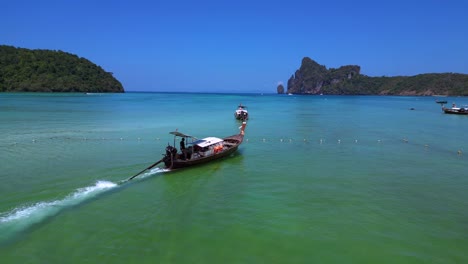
left=442, top=107, right=468, bottom=115
left=163, top=140, right=240, bottom=169
left=162, top=124, right=246, bottom=170
left=125, top=123, right=247, bottom=182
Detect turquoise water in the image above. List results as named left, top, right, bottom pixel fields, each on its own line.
left=1, top=93, right=467, bottom=263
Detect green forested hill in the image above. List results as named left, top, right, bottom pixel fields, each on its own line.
left=0, top=45, right=124, bottom=93
left=284, top=57, right=468, bottom=96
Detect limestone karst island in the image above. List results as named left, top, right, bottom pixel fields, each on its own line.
left=278, top=57, right=468, bottom=96
left=0, top=45, right=124, bottom=93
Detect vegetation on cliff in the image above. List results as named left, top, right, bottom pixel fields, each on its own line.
left=0, top=45, right=124, bottom=93
left=283, top=57, right=468, bottom=96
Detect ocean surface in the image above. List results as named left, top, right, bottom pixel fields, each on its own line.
left=1, top=92, right=467, bottom=263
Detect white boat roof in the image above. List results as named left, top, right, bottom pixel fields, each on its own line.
left=192, top=137, right=223, bottom=147
left=170, top=131, right=193, bottom=138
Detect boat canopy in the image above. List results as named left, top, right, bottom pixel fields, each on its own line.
left=192, top=137, right=223, bottom=147
left=169, top=131, right=195, bottom=139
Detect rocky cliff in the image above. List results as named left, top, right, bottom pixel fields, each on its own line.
left=286, top=57, right=360, bottom=94
left=282, top=57, right=468, bottom=96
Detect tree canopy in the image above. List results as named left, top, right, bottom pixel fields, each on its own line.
left=0, top=45, right=124, bottom=93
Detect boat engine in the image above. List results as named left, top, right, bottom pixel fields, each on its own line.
left=165, top=145, right=177, bottom=158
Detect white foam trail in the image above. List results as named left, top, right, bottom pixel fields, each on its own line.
left=147, top=167, right=170, bottom=176
left=0, top=168, right=168, bottom=242
left=0, top=180, right=117, bottom=241
left=127, top=167, right=170, bottom=182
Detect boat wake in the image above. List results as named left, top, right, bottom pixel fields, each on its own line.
left=121, top=167, right=169, bottom=183
left=0, top=181, right=116, bottom=242
left=0, top=168, right=168, bottom=242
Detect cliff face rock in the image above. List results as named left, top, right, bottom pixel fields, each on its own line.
left=277, top=84, right=285, bottom=94
left=282, top=57, right=468, bottom=96
left=286, top=57, right=360, bottom=94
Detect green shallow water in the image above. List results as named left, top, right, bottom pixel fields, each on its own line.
left=1, top=93, right=467, bottom=263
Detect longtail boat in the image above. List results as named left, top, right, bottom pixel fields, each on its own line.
left=234, top=104, right=248, bottom=121
left=442, top=103, right=468, bottom=115
left=126, top=122, right=247, bottom=181
left=163, top=122, right=246, bottom=169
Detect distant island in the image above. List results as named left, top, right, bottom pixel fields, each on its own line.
left=0, top=45, right=124, bottom=93
left=278, top=57, right=468, bottom=96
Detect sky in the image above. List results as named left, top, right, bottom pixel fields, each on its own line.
left=2, top=0, right=468, bottom=93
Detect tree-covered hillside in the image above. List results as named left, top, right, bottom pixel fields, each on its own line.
left=284, top=57, right=468, bottom=96
left=0, top=45, right=124, bottom=93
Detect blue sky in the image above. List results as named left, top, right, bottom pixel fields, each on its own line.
left=3, top=0, right=468, bottom=93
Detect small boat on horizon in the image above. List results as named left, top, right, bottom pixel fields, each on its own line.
left=234, top=104, right=249, bottom=121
